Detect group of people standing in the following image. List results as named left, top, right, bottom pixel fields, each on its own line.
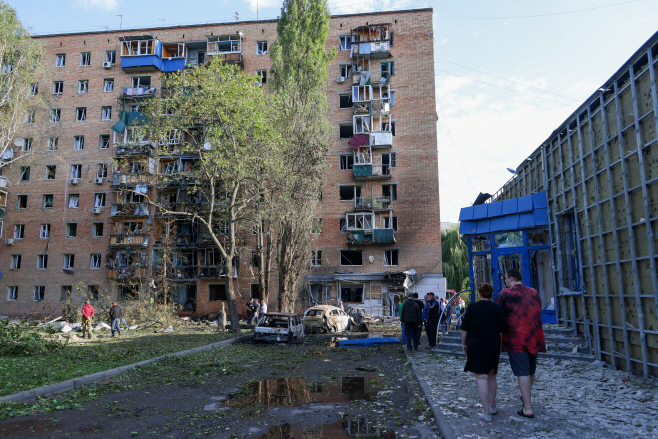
left=245, top=298, right=267, bottom=324
left=460, top=268, right=546, bottom=421
left=399, top=292, right=449, bottom=351
left=80, top=300, right=125, bottom=338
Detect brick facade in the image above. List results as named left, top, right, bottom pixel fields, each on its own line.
left=0, top=9, right=443, bottom=319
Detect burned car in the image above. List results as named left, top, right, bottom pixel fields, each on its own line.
left=254, top=313, right=305, bottom=343
left=346, top=306, right=375, bottom=323
left=302, top=305, right=352, bottom=333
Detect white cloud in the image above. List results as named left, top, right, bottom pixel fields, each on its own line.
left=77, top=0, right=119, bottom=11
left=243, top=0, right=280, bottom=13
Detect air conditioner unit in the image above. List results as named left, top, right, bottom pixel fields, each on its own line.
left=103, top=61, right=112, bottom=68
left=5, top=238, right=14, bottom=245
left=95, top=177, right=104, bottom=184
left=91, top=207, right=101, bottom=214
left=70, top=178, right=79, bottom=185
left=336, top=76, right=345, bottom=83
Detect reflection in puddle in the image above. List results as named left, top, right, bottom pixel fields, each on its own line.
left=227, top=376, right=381, bottom=408
left=254, top=418, right=397, bottom=439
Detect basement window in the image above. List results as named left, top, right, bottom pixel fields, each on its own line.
left=340, top=250, right=363, bottom=266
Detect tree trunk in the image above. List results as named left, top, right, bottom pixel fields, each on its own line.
left=257, top=219, right=266, bottom=302
left=224, top=260, right=241, bottom=332
left=265, top=225, right=274, bottom=305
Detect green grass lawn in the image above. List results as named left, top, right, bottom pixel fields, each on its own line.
left=0, top=325, right=244, bottom=397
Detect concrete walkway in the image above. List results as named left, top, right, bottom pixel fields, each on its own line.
left=0, top=334, right=249, bottom=404
left=408, top=350, right=658, bottom=439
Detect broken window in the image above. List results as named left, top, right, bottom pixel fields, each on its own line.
left=347, top=213, right=373, bottom=230
left=88, top=285, right=99, bottom=300
left=340, top=285, right=363, bottom=303
left=24, top=111, right=35, bottom=124
left=16, top=195, right=27, bottom=209
left=75, top=107, right=86, bottom=122
left=101, top=106, right=112, bottom=120
left=90, top=254, right=101, bottom=269
left=209, top=34, right=241, bottom=54
left=380, top=61, right=394, bottom=80
left=257, top=40, right=268, bottom=55
left=42, top=194, right=53, bottom=208
left=103, top=78, right=114, bottom=92
left=119, top=285, right=139, bottom=299
left=19, top=166, right=30, bottom=181
left=94, top=193, right=106, bottom=207
left=63, top=254, right=74, bottom=269
left=34, top=286, right=45, bottom=301
left=97, top=164, right=108, bottom=178
left=339, top=36, right=352, bottom=50
left=99, top=134, right=110, bottom=149
left=339, top=155, right=354, bottom=170
left=383, top=216, right=398, bottom=232
left=56, top=54, right=65, bottom=67
left=22, top=138, right=32, bottom=152
left=40, top=224, right=50, bottom=238
left=50, top=108, right=61, bottom=122
left=68, top=194, right=79, bottom=209
left=53, top=81, right=63, bottom=95
left=256, top=69, right=267, bottom=84
left=37, top=255, right=48, bottom=270
left=209, top=284, right=227, bottom=301
left=30, top=84, right=38, bottom=95
left=339, top=185, right=360, bottom=201
left=131, top=76, right=151, bottom=88
left=7, top=286, right=18, bottom=301
left=384, top=250, right=398, bottom=266
left=122, top=40, right=155, bottom=56
left=382, top=153, right=396, bottom=175
left=339, top=94, right=353, bottom=109
left=65, top=223, right=77, bottom=238
left=92, top=223, right=104, bottom=237
left=71, top=164, right=82, bottom=179
left=352, top=85, right=372, bottom=103
left=382, top=184, right=397, bottom=201
left=14, top=224, right=24, bottom=239
left=80, top=52, right=91, bottom=66
left=105, top=50, right=116, bottom=64
left=73, top=136, right=84, bottom=150
left=353, top=115, right=371, bottom=134
left=340, top=250, right=363, bottom=266
left=339, top=64, right=351, bottom=79
left=47, top=137, right=58, bottom=150
left=339, top=124, right=354, bottom=139
left=11, top=254, right=21, bottom=270
left=339, top=218, right=347, bottom=234
left=311, top=250, right=322, bottom=267
left=78, top=80, right=88, bottom=94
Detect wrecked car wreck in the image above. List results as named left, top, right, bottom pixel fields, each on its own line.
left=254, top=313, right=305, bottom=343
left=302, top=305, right=369, bottom=333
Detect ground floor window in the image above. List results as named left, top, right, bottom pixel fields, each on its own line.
left=209, top=284, right=227, bottom=301
left=341, top=285, right=363, bottom=303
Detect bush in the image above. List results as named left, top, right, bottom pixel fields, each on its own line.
left=0, top=319, right=66, bottom=356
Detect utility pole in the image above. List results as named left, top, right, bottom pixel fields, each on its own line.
left=116, top=14, right=123, bottom=30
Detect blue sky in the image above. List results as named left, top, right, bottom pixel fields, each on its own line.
left=12, top=0, right=658, bottom=222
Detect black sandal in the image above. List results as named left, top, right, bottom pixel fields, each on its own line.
left=517, top=409, right=534, bottom=418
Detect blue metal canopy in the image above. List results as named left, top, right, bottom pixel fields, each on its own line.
left=459, top=192, right=548, bottom=235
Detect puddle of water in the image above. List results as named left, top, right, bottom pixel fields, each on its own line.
left=253, top=418, right=397, bottom=439
left=227, top=375, right=381, bottom=408
left=0, top=419, right=63, bottom=436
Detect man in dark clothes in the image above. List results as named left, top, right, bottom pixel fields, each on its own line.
left=400, top=293, right=422, bottom=352
left=109, top=302, right=122, bottom=337
left=246, top=299, right=254, bottom=324
left=412, top=293, right=425, bottom=347
left=496, top=268, right=546, bottom=419
left=424, top=292, right=442, bottom=349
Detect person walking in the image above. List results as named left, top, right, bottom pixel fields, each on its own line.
left=496, top=268, right=546, bottom=418
left=109, top=302, right=122, bottom=337
left=461, top=283, right=509, bottom=422
left=400, top=293, right=422, bottom=352
left=81, top=300, right=94, bottom=339
left=412, top=293, right=425, bottom=347
left=424, top=292, right=442, bottom=349
left=399, top=296, right=406, bottom=345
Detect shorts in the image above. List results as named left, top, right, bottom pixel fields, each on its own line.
left=508, top=351, right=538, bottom=376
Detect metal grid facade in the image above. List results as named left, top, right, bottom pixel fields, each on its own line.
left=490, top=31, right=658, bottom=377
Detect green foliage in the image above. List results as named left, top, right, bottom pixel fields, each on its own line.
left=0, top=319, right=66, bottom=356
left=441, top=224, right=470, bottom=291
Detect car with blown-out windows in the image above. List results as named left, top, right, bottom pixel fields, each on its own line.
left=254, top=312, right=305, bottom=343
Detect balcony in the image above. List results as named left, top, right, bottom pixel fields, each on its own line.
left=350, top=24, right=392, bottom=59
left=109, top=233, right=149, bottom=247
left=161, top=43, right=187, bottom=72
left=354, top=196, right=391, bottom=211
left=347, top=228, right=396, bottom=245
left=370, top=132, right=393, bottom=148
left=207, top=34, right=244, bottom=66
left=111, top=172, right=156, bottom=187
left=353, top=164, right=392, bottom=181
left=121, top=87, right=157, bottom=98
left=107, top=267, right=149, bottom=280
left=120, top=36, right=162, bottom=72
left=111, top=202, right=150, bottom=217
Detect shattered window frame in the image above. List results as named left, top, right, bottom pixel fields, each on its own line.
left=340, top=250, right=363, bottom=266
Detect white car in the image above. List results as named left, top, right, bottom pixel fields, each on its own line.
left=302, top=305, right=351, bottom=333
left=254, top=313, right=305, bottom=343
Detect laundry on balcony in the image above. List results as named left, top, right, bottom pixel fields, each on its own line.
left=348, top=134, right=369, bottom=149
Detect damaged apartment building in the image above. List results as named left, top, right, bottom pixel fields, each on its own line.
left=459, top=31, right=658, bottom=377
left=0, top=8, right=443, bottom=318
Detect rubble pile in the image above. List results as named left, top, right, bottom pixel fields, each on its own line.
left=411, top=353, right=657, bottom=438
